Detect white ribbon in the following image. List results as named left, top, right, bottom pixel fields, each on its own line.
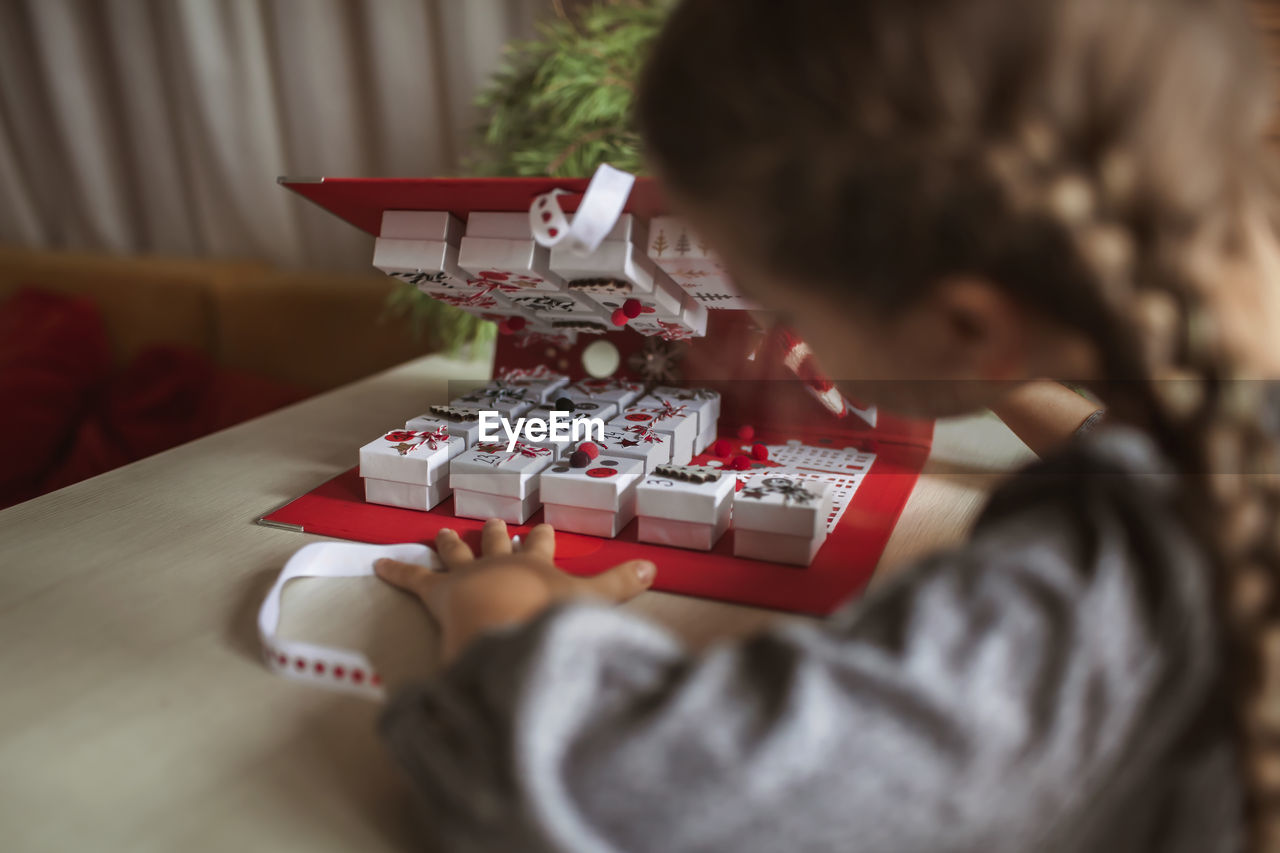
left=258, top=541, right=440, bottom=701
left=530, top=163, right=636, bottom=255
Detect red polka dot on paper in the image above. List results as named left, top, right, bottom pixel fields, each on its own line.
left=314, top=662, right=326, bottom=675
left=625, top=413, right=651, bottom=422
left=294, top=658, right=307, bottom=671
left=538, top=199, right=548, bottom=209
left=712, top=439, right=732, bottom=457
left=751, top=443, right=769, bottom=461
left=334, top=666, right=345, bottom=678
left=352, top=670, right=365, bottom=684
left=371, top=674, right=382, bottom=687
left=586, top=467, right=617, bottom=478
left=737, top=425, right=755, bottom=441
left=541, top=212, right=552, bottom=222
left=548, top=227, right=559, bottom=238
left=276, top=653, right=287, bottom=665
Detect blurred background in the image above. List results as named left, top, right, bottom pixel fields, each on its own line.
left=1, top=0, right=543, bottom=271
left=0, top=0, right=1274, bottom=508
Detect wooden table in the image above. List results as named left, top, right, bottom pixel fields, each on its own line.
left=0, top=351, right=1033, bottom=852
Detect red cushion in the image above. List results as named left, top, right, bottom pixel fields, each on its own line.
left=39, top=345, right=306, bottom=495
left=0, top=289, right=110, bottom=506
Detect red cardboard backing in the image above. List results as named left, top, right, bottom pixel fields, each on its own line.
left=266, top=177, right=934, bottom=615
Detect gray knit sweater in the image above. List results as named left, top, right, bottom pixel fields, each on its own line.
left=380, top=427, right=1242, bottom=852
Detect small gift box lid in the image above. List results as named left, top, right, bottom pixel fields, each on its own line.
left=491, top=372, right=570, bottom=404
left=539, top=455, right=644, bottom=511
left=642, top=386, right=722, bottom=421
left=636, top=464, right=733, bottom=522
left=359, top=427, right=463, bottom=486
left=566, top=377, right=644, bottom=408
left=449, top=388, right=534, bottom=419
left=584, top=424, right=672, bottom=470
left=733, top=476, right=834, bottom=538
left=450, top=441, right=557, bottom=499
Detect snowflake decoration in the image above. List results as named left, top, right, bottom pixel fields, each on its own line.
left=628, top=337, right=683, bottom=385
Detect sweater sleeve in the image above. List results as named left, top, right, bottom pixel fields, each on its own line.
left=379, top=430, right=1221, bottom=853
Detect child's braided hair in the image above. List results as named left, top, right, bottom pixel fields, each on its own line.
left=638, top=0, right=1280, bottom=845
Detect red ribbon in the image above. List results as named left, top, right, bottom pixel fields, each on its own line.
left=625, top=425, right=662, bottom=444
left=507, top=442, right=553, bottom=462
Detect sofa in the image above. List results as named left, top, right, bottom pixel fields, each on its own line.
left=0, top=244, right=440, bottom=507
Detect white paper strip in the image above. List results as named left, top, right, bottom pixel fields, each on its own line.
left=258, top=541, right=440, bottom=701
left=530, top=164, right=636, bottom=255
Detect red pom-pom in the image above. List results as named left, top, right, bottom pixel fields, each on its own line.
left=506, top=316, right=527, bottom=332
left=578, top=441, right=600, bottom=459
left=751, top=443, right=769, bottom=461
left=622, top=298, right=643, bottom=319
left=737, top=425, right=755, bottom=441
left=712, top=438, right=732, bottom=457
left=570, top=450, right=590, bottom=468
left=611, top=308, right=629, bottom=327
left=497, top=320, right=513, bottom=335
left=729, top=454, right=752, bottom=471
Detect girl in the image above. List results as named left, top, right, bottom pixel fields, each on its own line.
left=373, top=0, right=1280, bottom=849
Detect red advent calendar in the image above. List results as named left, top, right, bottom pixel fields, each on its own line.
left=262, top=174, right=933, bottom=616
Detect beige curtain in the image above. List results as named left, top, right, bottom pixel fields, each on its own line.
left=0, top=0, right=544, bottom=272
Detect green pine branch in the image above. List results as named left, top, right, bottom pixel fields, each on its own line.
left=389, top=0, right=674, bottom=348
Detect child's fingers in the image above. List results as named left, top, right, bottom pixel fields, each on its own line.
left=480, top=518, right=512, bottom=557
left=434, top=528, right=474, bottom=568
left=576, top=559, right=656, bottom=604
left=522, top=523, right=556, bottom=561
left=374, top=557, right=441, bottom=598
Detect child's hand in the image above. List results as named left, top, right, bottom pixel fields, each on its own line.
left=374, top=520, right=656, bottom=664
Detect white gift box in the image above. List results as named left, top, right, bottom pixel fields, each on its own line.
left=449, top=442, right=556, bottom=500
left=733, top=476, right=834, bottom=538
left=646, top=216, right=758, bottom=311
left=381, top=210, right=464, bottom=242
left=566, top=377, right=643, bottom=409
left=373, top=239, right=473, bottom=294
left=637, top=512, right=730, bottom=551
left=457, top=212, right=564, bottom=292
left=449, top=387, right=534, bottom=419
left=582, top=424, right=671, bottom=473
left=504, top=290, right=609, bottom=323
left=733, top=529, right=824, bottom=567
left=540, top=455, right=643, bottom=538
left=626, top=290, right=710, bottom=339
left=546, top=317, right=614, bottom=336
left=358, top=427, right=462, bottom=487
left=639, top=387, right=720, bottom=454
left=375, top=211, right=472, bottom=294
left=635, top=464, right=733, bottom=523
left=611, top=404, right=698, bottom=465
left=492, top=372, right=570, bottom=404
left=453, top=488, right=542, bottom=525
left=539, top=455, right=644, bottom=511
left=544, top=503, right=633, bottom=538
left=410, top=406, right=485, bottom=448
left=364, top=477, right=450, bottom=512
left=635, top=463, right=733, bottom=550
left=546, top=393, right=619, bottom=423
